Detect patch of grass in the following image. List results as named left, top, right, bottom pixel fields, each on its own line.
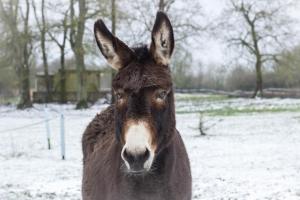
left=177, top=106, right=300, bottom=116
left=0, top=97, right=19, bottom=105
left=175, top=94, right=229, bottom=102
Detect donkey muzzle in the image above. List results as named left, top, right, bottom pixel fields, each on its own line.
left=121, top=121, right=155, bottom=173
left=122, top=148, right=150, bottom=172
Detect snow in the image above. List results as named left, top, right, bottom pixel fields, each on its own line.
left=0, top=97, right=300, bottom=199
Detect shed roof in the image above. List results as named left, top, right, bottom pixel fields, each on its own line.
left=36, top=57, right=109, bottom=75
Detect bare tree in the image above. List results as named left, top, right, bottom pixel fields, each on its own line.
left=47, top=7, right=70, bottom=104
left=0, top=0, right=33, bottom=109
left=118, top=0, right=205, bottom=44
left=219, top=0, right=296, bottom=97
left=32, top=0, right=51, bottom=102
left=197, top=113, right=223, bottom=136
left=70, top=0, right=88, bottom=109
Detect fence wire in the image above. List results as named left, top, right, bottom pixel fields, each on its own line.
left=0, top=117, right=57, bottom=134
left=0, top=109, right=66, bottom=159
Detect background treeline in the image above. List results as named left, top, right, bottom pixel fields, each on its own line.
left=173, top=45, right=300, bottom=90
left=0, top=0, right=204, bottom=108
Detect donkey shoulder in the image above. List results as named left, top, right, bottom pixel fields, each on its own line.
left=82, top=105, right=115, bottom=162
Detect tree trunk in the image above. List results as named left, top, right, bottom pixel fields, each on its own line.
left=60, top=48, right=66, bottom=104
left=41, top=0, right=51, bottom=103
left=75, top=51, right=87, bottom=109
left=17, top=0, right=32, bottom=109
left=60, top=15, right=68, bottom=104
left=70, top=0, right=88, bottom=109
left=110, top=0, right=116, bottom=104
left=247, top=14, right=263, bottom=98
left=252, top=58, right=263, bottom=98
left=18, top=63, right=32, bottom=109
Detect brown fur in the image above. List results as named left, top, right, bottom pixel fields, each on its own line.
left=82, top=12, right=191, bottom=200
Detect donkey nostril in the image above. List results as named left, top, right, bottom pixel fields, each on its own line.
left=140, top=148, right=150, bottom=162
left=123, top=149, right=135, bottom=164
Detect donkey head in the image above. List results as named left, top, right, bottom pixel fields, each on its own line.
left=94, top=12, right=175, bottom=174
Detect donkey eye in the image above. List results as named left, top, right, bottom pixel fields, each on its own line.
left=156, top=90, right=167, bottom=100
left=116, top=93, right=124, bottom=100
left=115, top=89, right=126, bottom=103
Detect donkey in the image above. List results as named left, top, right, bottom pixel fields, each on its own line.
left=82, top=11, right=191, bottom=200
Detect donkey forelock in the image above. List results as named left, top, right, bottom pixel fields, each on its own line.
left=113, top=46, right=173, bottom=92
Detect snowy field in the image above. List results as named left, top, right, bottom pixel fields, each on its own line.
left=0, top=94, right=300, bottom=200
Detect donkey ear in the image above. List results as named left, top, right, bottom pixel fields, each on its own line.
left=150, top=12, right=174, bottom=66
left=94, top=20, right=134, bottom=70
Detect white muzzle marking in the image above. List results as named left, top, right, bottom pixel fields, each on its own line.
left=121, top=121, right=155, bottom=171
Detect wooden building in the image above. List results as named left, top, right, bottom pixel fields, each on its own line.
left=33, top=59, right=111, bottom=103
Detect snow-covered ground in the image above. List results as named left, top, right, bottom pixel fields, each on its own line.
left=0, top=95, right=300, bottom=199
